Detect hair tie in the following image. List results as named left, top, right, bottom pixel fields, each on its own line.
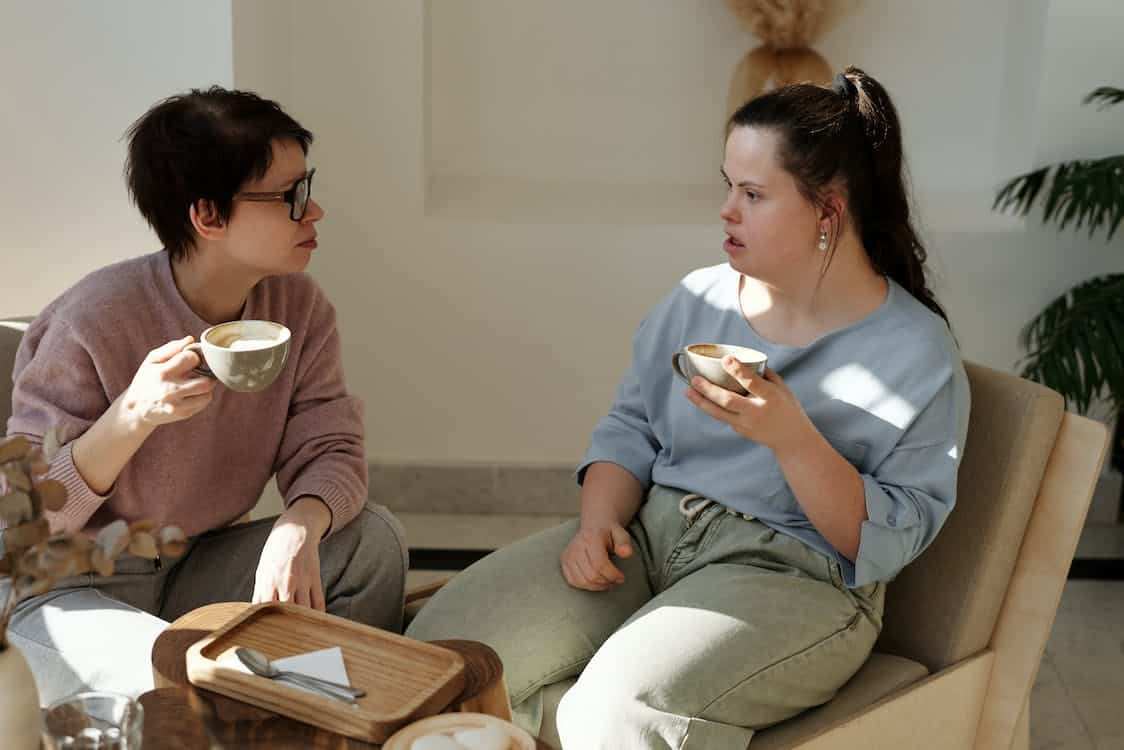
left=831, top=72, right=857, bottom=102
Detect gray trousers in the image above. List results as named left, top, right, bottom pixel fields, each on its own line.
left=5, top=501, right=407, bottom=705
left=407, top=486, right=884, bottom=750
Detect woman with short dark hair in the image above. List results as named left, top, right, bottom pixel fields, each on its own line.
left=5, top=87, right=406, bottom=703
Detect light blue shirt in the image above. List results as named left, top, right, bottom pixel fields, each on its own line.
left=578, top=263, right=970, bottom=588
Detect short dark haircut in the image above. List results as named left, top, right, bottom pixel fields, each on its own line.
left=124, top=86, right=313, bottom=261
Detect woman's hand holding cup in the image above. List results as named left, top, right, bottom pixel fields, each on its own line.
left=185, top=319, right=291, bottom=392
left=684, top=354, right=812, bottom=453
left=121, top=336, right=217, bottom=429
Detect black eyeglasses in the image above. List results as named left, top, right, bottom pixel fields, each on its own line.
left=233, top=168, right=316, bottom=221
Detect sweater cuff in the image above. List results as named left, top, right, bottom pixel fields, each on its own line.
left=45, top=441, right=113, bottom=534
left=285, top=479, right=359, bottom=538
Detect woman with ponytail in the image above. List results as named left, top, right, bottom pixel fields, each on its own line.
left=408, top=68, right=970, bottom=749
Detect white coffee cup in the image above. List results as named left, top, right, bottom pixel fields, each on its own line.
left=671, top=343, right=768, bottom=396
left=185, top=320, right=291, bottom=393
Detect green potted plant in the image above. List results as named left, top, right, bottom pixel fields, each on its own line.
left=993, top=85, right=1124, bottom=487
left=0, top=430, right=186, bottom=749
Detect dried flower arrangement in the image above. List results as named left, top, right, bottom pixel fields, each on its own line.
left=0, top=431, right=186, bottom=650
left=724, top=0, right=859, bottom=119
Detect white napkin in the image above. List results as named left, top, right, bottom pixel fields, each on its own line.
left=229, top=646, right=353, bottom=696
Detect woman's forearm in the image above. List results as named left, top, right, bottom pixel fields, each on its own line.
left=774, top=427, right=866, bottom=561
left=579, top=462, right=645, bottom=529
left=70, top=394, right=156, bottom=495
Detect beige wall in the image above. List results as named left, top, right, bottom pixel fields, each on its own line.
left=230, top=0, right=1124, bottom=467
left=0, top=0, right=233, bottom=317
left=5, top=1, right=1121, bottom=470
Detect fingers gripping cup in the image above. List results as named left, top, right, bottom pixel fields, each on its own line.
left=671, top=343, right=768, bottom=396
left=185, top=320, right=291, bottom=393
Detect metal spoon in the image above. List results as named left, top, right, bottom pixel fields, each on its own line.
left=234, top=646, right=366, bottom=702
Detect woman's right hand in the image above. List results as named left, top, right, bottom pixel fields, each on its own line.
left=121, top=336, right=217, bottom=429
left=560, top=521, right=634, bottom=591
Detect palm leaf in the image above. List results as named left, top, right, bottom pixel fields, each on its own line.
left=995, top=85, right=1124, bottom=240
left=1083, top=86, right=1124, bottom=110
left=1019, top=274, right=1124, bottom=413
left=993, top=156, right=1124, bottom=240
left=993, top=166, right=1049, bottom=216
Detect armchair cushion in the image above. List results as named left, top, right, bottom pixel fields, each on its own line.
left=749, top=653, right=928, bottom=749
left=876, top=362, right=1064, bottom=672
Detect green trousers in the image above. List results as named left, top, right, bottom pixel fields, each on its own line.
left=407, top=485, right=884, bottom=749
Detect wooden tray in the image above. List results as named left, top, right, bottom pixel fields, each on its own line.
left=185, top=602, right=466, bottom=743
left=382, top=712, right=537, bottom=750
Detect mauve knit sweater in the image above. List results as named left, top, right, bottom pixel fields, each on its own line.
left=7, top=251, right=366, bottom=538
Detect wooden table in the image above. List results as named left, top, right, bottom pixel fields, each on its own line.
left=146, top=602, right=551, bottom=749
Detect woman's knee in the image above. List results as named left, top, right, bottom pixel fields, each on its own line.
left=556, top=673, right=759, bottom=750
left=555, top=677, right=663, bottom=750
left=318, top=502, right=408, bottom=630
left=405, top=520, right=579, bottom=638
left=554, top=678, right=604, bottom=744
left=9, top=589, right=168, bottom=705
left=402, top=536, right=532, bottom=642
left=332, top=502, right=408, bottom=585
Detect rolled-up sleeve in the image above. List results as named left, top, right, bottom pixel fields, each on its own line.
left=836, top=375, right=968, bottom=588
left=576, top=320, right=661, bottom=488
left=274, top=295, right=367, bottom=538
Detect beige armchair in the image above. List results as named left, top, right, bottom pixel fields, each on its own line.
left=407, top=362, right=1108, bottom=750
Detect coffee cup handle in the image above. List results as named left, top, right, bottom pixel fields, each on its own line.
left=671, top=352, right=692, bottom=385
left=184, top=342, right=215, bottom=378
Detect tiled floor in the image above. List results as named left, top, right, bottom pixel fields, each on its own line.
left=1032, top=579, right=1124, bottom=750
left=403, top=514, right=1124, bottom=749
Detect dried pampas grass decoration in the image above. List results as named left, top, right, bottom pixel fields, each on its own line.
left=724, top=0, right=860, bottom=119
left=725, top=0, right=831, bottom=49
left=0, top=430, right=185, bottom=650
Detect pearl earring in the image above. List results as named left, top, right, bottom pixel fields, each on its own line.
left=818, top=231, right=828, bottom=251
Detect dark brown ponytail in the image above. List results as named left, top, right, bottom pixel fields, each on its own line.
left=728, top=67, right=948, bottom=324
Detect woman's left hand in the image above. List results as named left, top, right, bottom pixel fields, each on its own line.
left=685, top=356, right=813, bottom=452
left=252, top=498, right=330, bottom=610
